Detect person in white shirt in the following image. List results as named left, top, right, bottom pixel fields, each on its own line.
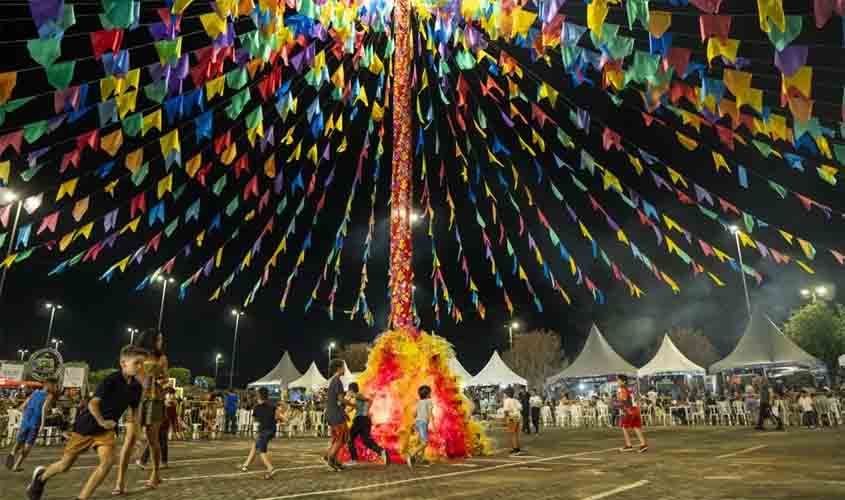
left=528, top=392, right=543, bottom=434
left=647, top=389, right=658, bottom=406
left=798, top=391, right=817, bottom=428
left=502, top=388, right=522, bottom=455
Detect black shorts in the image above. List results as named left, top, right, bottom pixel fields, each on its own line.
left=255, top=429, right=274, bottom=453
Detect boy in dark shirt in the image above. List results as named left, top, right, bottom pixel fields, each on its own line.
left=27, top=345, right=146, bottom=500
left=240, top=387, right=277, bottom=479
left=322, top=358, right=353, bottom=471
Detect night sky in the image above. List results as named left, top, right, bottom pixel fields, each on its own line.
left=0, top=2, right=843, bottom=386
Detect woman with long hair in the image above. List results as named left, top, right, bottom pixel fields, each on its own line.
left=113, top=329, right=168, bottom=494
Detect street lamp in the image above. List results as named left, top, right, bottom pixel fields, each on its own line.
left=800, top=286, right=828, bottom=303
left=328, top=341, right=336, bottom=371
left=44, top=303, right=62, bottom=347
left=17, top=349, right=28, bottom=360
left=729, top=225, right=752, bottom=318
left=50, top=338, right=63, bottom=351
left=229, top=309, right=244, bottom=389
left=0, top=189, right=23, bottom=303
left=127, top=327, right=139, bottom=345
left=154, top=275, right=175, bottom=333
left=214, top=353, right=223, bottom=386
left=507, top=321, right=520, bottom=349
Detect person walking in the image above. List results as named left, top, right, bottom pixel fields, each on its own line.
left=6, top=377, right=60, bottom=472
left=502, top=387, right=523, bottom=456
left=519, top=389, right=531, bottom=435
left=321, top=359, right=353, bottom=471
left=225, top=390, right=239, bottom=435
left=755, top=376, right=784, bottom=431
left=240, top=387, right=278, bottom=479
left=617, top=375, right=648, bottom=453
left=529, top=391, right=543, bottom=434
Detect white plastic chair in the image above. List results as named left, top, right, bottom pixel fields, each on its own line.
left=731, top=401, right=749, bottom=426
left=596, top=402, right=611, bottom=427
left=716, top=401, right=734, bottom=426
left=690, top=401, right=706, bottom=425
left=4, top=409, right=22, bottom=447
left=569, top=405, right=583, bottom=427
left=555, top=405, right=568, bottom=427
left=540, top=405, right=553, bottom=427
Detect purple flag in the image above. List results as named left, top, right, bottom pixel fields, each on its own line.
left=774, top=45, right=808, bottom=77
left=29, top=0, right=63, bottom=28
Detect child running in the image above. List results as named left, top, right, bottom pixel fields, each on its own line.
left=26, top=345, right=146, bottom=500
left=617, top=374, right=648, bottom=453
left=405, top=385, right=433, bottom=469
left=502, top=387, right=523, bottom=455
left=346, top=383, right=389, bottom=465
left=322, top=359, right=352, bottom=471
left=240, top=387, right=278, bottom=479
left=6, top=377, right=60, bottom=472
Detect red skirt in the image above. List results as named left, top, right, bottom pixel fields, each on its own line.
left=620, top=407, right=642, bottom=429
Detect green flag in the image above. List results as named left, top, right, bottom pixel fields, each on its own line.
left=46, top=61, right=75, bottom=90
left=122, top=112, right=142, bottom=137
left=766, top=16, right=802, bottom=52
left=27, top=38, right=61, bottom=67
left=24, top=120, right=48, bottom=144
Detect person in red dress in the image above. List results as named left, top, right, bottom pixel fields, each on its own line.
left=617, top=374, right=648, bottom=453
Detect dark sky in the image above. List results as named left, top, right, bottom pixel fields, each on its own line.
left=1, top=2, right=843, bottom=385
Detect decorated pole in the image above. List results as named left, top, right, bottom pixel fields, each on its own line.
left=388, top=0, right=415, bottom=333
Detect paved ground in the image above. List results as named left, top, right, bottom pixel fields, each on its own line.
left=2, top=426, right=843, bottom=499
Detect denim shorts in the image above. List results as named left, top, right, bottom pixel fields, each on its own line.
left=17, top=426, right=39, bottom=445
left=415, top=420, right=429, bottom=444
left=255, top=429, right=274, bottom=453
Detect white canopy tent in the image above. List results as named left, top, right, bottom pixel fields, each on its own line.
left=288, top=362, right=328, bottom=391
left=448, top=356, right=473, bottom=385
left=247, top=351, right=302, bottom=388
left=466, top=351, right=527, bottom=387
left=709, top=310, right=819, bottom=372
left=341, top=361, right=362, bottom=388
left=546, top=324, right=636, bottom=384
left=638, top=334, right=706, bottom=377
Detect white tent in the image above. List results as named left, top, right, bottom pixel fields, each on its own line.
left=340, top=361, right=361, bottom=388
left=466, top=351, right=527, bottom=387
left=247, top=351, right=302, bottom=388
left=288, top=362, right=328, bottom=391
left=710, top=310, right=819, bottom=372
left=638, top=334, right=705, bottom=377
left=546, top=324, right=637, bottom=384
left=448, top=356, right=473, bottom=385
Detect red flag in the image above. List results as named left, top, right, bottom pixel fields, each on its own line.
left=243, top=175, right=259, bottom=200
left=90, top=30, right=124, bottom=59
left=698, top=15, right=731, bottom=41
left=130, top=192, right=147, bottom=218
left=37, top=211, right=60, bottom=235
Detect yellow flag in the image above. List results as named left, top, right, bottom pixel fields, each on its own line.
left=104, top=178, right=119, bottom=196
left=666, top=166, right=688, bottom=187
left=159, top=129, right=180, bottom=156
left=757, top=0, right=785, bottom=32
left=712, top=151, right=731, bottom=173
left=56, top=178, right=79, bottom=201
left=676, top=132, right=698, bottom=150
left=778, top=229, right=794, bottom=245
left=59, top=231, right=76, bottom=251
left=205, top=75, right=226, bottom=100
left=356, top=85, right=369, bottom=106
left=157, top=174, right=173, bottom=199
left=126, top=148, right=144, bottom=174
left=76, top=222, right=94, bottom=241
left=579, top=222, right=593, bottom=241
left=306, top=144, right=318, bottom=165
left=200, top=12, right=227, bottom=38
left=120, top=217, right=141, bottom=234
left=517, top=265, right=528, bottom=281
left=796, top=260, right=815, bottom=274
left=116, top=90, right=137, bottom=118
left=627, top=155, right=643, bottom=175
left=708, top=272, right=726, bottom=287
left=215, top=247, right=224, bottom=267
left=586, top=0, right=610, bottom=39
left=171, top=0, right=195, bottom=14
left=781, top=66, right=812, bottom=99
left=72, top=197, right=89, bottom=222
left=0, top=161, right=9, bottom=185
left=706, top=37, right=740, bottom=63
left=209, top=287, right=220, bottom=301
left=372, top=101, right=385, bottom=122
left=141, top=110, right=162, bottom=136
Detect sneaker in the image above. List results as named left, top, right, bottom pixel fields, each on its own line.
left=638, top=445, right=649, bottom=453
left=320, top=456, right=334, bottom=471
left=346, top=460, right=358, bottom=466
left=619, top=446, right=635, bottom=453
left=5, top=453, right=14, bottom=471
left=510, top=449, right=523, bottom=456
left=27, top=466, right=46, bottom=500
left=405, top=455, right=414, bottom=470
left=330, top=459, right=344, bottom=471
left=381, top=449, right=389, bottom=465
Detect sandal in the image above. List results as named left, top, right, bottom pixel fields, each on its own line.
left=240, top=465, right=249, bottom=472
left=263, top=469, right=277, bottom=480
left=144, top=478, right=161, bottom=489
left=111, top=488, right=126, bottom=496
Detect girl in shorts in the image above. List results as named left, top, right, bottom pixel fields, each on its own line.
left=617, top=375, right=648, bottom=453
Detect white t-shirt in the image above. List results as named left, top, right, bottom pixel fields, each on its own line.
left=798, top=396, right=814, bottom=412
left=503, top=397, right=522, bottom=417
left=529, top=395, right=543, bottom=408
left=647, top=390, right=658, bottom=403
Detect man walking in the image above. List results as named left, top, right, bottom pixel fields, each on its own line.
left=519, top=389, right=531, bottom=435
left=755, top=376, right=784, bottom=431
left=225, top=390, right=239, bottom=435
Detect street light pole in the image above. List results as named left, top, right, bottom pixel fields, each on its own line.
left=127, top=327, right=138, bottom=345
left=729, top=226, right=752, bottom=318
left=18, top=349, right=28, bottom=360
left=800, top=286, right=828, bottom=303
left=45, top=303, right=62, bottom=347
left=155, top=276, right=174, bottom=333
left=0, top=192, right=23, bottom=303
left=229, top=310, right=244, bottom=389
left=215, top=354, right=223, bottom=386
left=51, top=339, right=63, bottom=352
left=507, top=321, right=520, bottom=349
left=328, top=341, right=336, bottom=372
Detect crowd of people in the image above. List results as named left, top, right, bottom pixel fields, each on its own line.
left=1, top=334, right=842, bottom=500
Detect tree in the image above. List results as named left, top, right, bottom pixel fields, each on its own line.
left=167, top=367, right=192, bottom=387
left=783, top=302, right=845, bottom=380
left=194, top=375, right=216, bottom=390
left=88, top=368, right=117, bottom=388
left=660, top=327, right=721, bottom=369
left=501, top=329, right=563, bottom=390
left=335, top=342, right=369, bottom=371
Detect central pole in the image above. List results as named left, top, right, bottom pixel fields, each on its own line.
left=388, top=0, right=414, bottom=332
